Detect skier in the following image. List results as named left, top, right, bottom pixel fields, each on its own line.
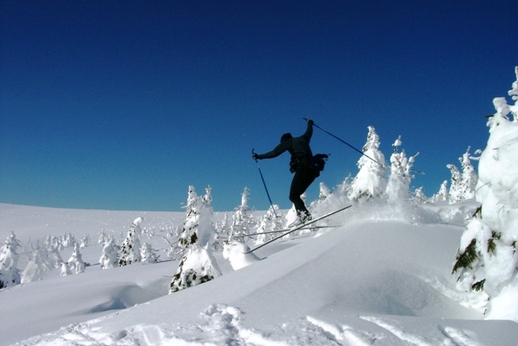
left=252, top=119, right=323, bottom=224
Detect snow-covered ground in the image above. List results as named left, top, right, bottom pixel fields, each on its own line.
left=2, top=201, right=518, bottom=346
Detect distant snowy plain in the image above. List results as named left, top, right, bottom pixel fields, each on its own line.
left=1, top=201, right=518, bottom=346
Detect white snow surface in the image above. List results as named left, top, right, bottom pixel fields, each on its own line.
left=1, top=202, right=518, bottom=346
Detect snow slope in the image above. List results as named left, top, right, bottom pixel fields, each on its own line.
left=1, top=203, right=518, bottom=345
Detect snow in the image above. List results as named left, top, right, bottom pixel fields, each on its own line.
left=1, top=201, right=518, bottom=346
left=1, top=66, right=518, bottom=346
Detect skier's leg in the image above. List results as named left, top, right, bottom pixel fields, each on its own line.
left=289, top=169, right=317, bottom=218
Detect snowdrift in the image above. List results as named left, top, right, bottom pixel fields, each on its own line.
left=2, top=204, right=518, bottom=345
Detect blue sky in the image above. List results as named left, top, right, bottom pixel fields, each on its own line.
left=1, top=1, right=515, bottom=212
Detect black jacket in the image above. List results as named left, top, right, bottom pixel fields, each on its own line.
left=256, top=122, right=314, bottom=165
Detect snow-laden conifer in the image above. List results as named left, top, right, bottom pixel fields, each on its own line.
left=67, top=243, right=85, bottom=274
left=99, top=236, right=119, bottom=269
left=453, top=67, right=518, bottom=319
left=385, top=136, right=419, bottom=205
left=170, top=185, right=221, bottom=293
left=447, top=164, right=462, bottom=203
left=254, top=205, right=282, bottom=245
left=0, top=232, right=22, bottom=288
left=447, top=147, right=478, bottom=203
left=228, top=187, right=255, bottom=243
left=458, top=147, right=478, bottom=200
left=140, top=242, right=159, bottom=263
left=21, top=242, right=52, bottom=283
left=118, top=217, right=143, bottom=266
left=432, top=180, right=449, bottom=202
left=348, top=126, right=386, bottom=201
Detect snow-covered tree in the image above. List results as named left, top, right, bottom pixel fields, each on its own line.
left=60, top=262, right=72, bottom=276
left=170, top=185, right=221, bottom=293
left=458, top=147, right=478, bottom=200
left=453, top=67, right=518, bottom=319
left=21, top=242, right=52, bottom=284
left=348, top=126, right=386, bottom=201
left=254, top=205, right=283, bottom=245
left=319, top=182, right=331, bottom=201
left=413, top=187, right=427, bottom=204
left=140, top=242, right=159, bottom=264
left=67, top=243, right=85, bottom=274
left=0, top=232, right=22, bottom=288
left=99, top=236, right=119, bottom=269
left=447, top=164, right=462, bottom=203
left=385, top=136, right=419, bottom=205
left=228, top=187, right=256, bottom=243
left=45, top=235, right=64, bottom=270
left=432, top=180, right=449, bottom=202
left=119, top=217, right=143, bottom=267
left=447, top=147, right=478, bottom=203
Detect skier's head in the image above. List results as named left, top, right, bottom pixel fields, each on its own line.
left=280, top=133, right=292, bottom=143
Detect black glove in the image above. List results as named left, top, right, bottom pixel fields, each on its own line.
left=252, top=153, right=259, bottom=160
left=307, top=119, right=314, bottom=126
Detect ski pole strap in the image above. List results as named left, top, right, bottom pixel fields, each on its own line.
left=252, top=149, right=279, bottom=218
left=303, top=118, right=385, bottom=168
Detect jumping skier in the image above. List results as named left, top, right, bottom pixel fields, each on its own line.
left=252, top=119, right=324, bottom=224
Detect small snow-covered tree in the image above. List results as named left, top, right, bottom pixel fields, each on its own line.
left=61, top=262, right=72, bottom=276
left=385, top=136, right=419, bottom=205
left=228, top=187, right=256, bottom=243
left=140, top=242, right=159, bottom=264
left=0, top=232, right=22, bottom=288
left=453, top=67, right=518, bottom=319
left=447, top=164, right=462, bottom=203
left=21, top=242, right=52, bottom=284
left=432, top=180, right=449, bottom=202
left=119, top=217, right=143, bottom=266
left=348, top=126, right=386, bottom=201
left=413, top=187, right=427, bottom=204
left=67, top=243, right=85, bottom=274
left=254, top=205, right=283, bottom=244
left=458, top=147, right=478, bottom=200
left=447, top=148, right=478, bottom=203
left=170, top=185, right=221, bottom=293
left=45, top=235, right=64, bottom=270
left=99, top=236, right=119, bottom=269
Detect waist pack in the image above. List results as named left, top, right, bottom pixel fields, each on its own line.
left=310, top=154, right=328, bottom=172
left=290, top=154, right=328, bottom=173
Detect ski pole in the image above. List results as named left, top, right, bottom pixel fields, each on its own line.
left=304, top=118, right=385, bottom=168
left=252, top=149, right=279, bottom=218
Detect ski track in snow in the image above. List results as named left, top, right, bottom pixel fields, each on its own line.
left=15, top=305, right=489, bottom=346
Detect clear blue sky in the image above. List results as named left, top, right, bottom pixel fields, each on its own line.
left=1, top=1, right=515, bottom=212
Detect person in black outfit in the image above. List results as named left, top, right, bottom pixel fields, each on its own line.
left=252, top=119, right=319, bottom=223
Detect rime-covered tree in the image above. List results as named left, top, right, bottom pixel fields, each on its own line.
left=432, top=180, right=449, bottom=202
left=140, top=242, right=159, bottom=263
left=385, top=136, right=419, bottom=205
left=99, top=236, right=119, bottom=269
left=21, top=242, right=52, bottom=284
left=447, top=164, right=462, bottom=203
left=170, top=185, right=221, bottom=293
left=254, top=205, right=283, bottom=245
left=348, top=126, right=386, bottom=201
left=67, top=243, right=85, bottom=274
left=119, top=217, right=143, bottom=266
left=0, top=232, right=22, bottom=288
left=447, top=148, right=478, bottom=203
left=228, top=187, right=256, bottom=243
left=458, top=147, right=478, bottom=200
left=453, top=67, right=518, bottom=319
left=45, top=234, right=64, bottom=270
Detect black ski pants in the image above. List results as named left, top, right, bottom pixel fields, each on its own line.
left=289, top=167, right=318, bottom=215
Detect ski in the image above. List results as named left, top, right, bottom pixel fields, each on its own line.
left=247, top=225, right=337, bottom=237
left=244, top=205, right=352, bottom=254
